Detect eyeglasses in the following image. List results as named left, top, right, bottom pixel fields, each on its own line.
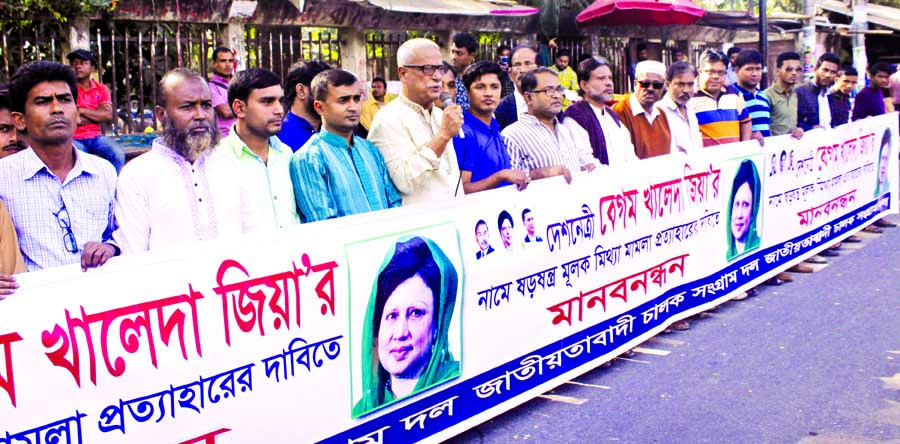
left=402, top=64, right=449, bottom=76
left=637, top=81, right=665, bottom=90
left=511, top=61, right=537, bottom=70
left=529, top=86, right=564, bottom=96
left=702, top=69, right=727, bottom=77
left=53, top=203, right=79, bottom=253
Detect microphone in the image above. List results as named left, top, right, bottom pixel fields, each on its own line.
left=439, top=92, right=465, bottom=140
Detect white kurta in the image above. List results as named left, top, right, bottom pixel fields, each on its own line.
left=113, top=139, right=265, bottom=253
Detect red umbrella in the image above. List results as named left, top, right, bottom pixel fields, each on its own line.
left=576, top=0, right=706, bottom=27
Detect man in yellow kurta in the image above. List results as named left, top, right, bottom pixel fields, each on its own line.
left=550, top=52, right=578, bottom=110
left=360, top=77, right=397, bottom=131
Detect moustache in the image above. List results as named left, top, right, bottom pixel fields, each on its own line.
left=3, top=142, right=25, bottom=152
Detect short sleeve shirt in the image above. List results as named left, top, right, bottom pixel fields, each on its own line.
left=73, top=79, right=111, bottom=140
left=209, top=74, right=236, bottom=137
left=454, top=112, right=512, bottom=187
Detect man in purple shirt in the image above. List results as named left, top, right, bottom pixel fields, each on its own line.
left=852, top=63, right=892, bottom=121
left=209, top=47, right=236, bottom=137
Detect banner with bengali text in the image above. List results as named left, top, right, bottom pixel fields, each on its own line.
left=0, top=113, right=896, bottom=444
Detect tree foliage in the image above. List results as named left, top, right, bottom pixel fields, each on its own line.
left=0, top=0, right=115, bottom=22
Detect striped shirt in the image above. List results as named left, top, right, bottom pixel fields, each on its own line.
left=501, top=113, right=599, bottom=174
left=290, top=129, right=402, bottom=223
left=733, top=84, right=771, bottom=137
left=689, top=86, right=750, bottom=147
left=0, top=148, right=117, bottom=270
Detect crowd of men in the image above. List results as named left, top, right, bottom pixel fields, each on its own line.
left=0, top=33, right=898, bottom=313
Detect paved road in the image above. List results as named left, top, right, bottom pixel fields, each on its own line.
left=447, top=225, right=900, bottom=444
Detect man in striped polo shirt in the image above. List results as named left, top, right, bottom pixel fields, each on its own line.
left=689, top=50, right=752, bottom=147
left=732, top=49, right=770, bottom=146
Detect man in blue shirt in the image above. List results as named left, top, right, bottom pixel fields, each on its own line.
left=454, top=61, right=527, bottom=194
left=278, top=60, right=331, bottom=151
left=732, top=49, right=771, bottom=145
left=289, top=69, right=401, bottom=223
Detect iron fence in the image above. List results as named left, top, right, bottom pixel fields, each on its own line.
left=0, top=22, right=65, bottom=83
left=245, top=25, right=341, bottom=81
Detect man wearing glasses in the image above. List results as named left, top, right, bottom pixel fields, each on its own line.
left=0, top=61, right=118, bottom=272
left=762, top=51, right=805, bottom=138
left=496, top=46, right=539, bottom=131
left=502, top=68, right=598, bottom=183
left=612, top=60, right=672, bottom=159
left=368, top=38, right=462, bottom=205
left=689, top=50, right=752, bottom=147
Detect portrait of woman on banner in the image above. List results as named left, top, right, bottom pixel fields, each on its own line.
left=726, top=159, right=762, bottom=261
left=875, top=127, right=892, bottom=198
left=352, top=236, right=461, bottom=417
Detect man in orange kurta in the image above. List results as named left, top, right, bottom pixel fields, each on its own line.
left=612, top=61, right=672, bottom=159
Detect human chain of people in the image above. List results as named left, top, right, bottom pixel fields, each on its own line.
left=0, top=26, right=897, bottom=443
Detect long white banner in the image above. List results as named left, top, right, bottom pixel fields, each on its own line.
left=0, top=114, right=896, bottom=444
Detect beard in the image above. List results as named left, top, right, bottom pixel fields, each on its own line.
left=161, top=117, right=220, bottom=163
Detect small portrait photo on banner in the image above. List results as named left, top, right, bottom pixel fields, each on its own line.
left=474, top=219, right=495, bottom=260
left=346, top=224, right=464, bottom=418
left=726, top=158, right=762, bottom=261
left=875, top=127, right=892, bottom=198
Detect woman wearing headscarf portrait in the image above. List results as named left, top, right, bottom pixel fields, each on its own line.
left=353, top=236, right=461, bottom=417
left=726, top=159, right=762, bottom=260
left=875, top=127, right=892, bottom=198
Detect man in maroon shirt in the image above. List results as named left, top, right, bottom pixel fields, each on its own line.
left=67, top=49, right=125, bottom=173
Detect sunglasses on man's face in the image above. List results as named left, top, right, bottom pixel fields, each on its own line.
left=638, top=81, right=665, bottom=90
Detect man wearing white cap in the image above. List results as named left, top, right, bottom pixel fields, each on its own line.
left=612, top=60, right=671, bottom=159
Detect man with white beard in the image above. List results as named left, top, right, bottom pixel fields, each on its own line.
left=113, top=68, right=264, bottom=253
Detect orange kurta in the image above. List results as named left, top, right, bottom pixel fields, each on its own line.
left=612, top=94, right=672, bottom=160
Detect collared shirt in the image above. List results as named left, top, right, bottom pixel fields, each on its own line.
left=277, top=111, right=316, bottom=152
left=209, top=74, right=236, bottom=137
left=74, top=79, right=111, bottom=140
left=689, top=86, right=750, bottom=147
left=290, top=128, right=401, bottom=223
left=367, top=94, right=460, bottom=205
left=454, top=111, right=512, bottom=187
left=500, top=71, right=515, bottom=99
left=503, top=113, right=600, bottom=173
left=657, top=95, right=702, bottom=154
left=113, top=140, right=264, bottom=253
left=0, top=148, right=116, bottom=271
left=762, top=83, right=798, bottom=136
left=0, top=200, right=24, bottom=275
left=219, top=127, right=300, bottom=229
left=360, top=93, right=397, bottom=130
left=817, top=88, right=832, bottom=129
left=733, top=84, right=771, bottom=137
left=515, top=90, right=527, bottom=117
left=456, top=77, right=470, bottom=112
left=551, top=65, right=579, bottom=110
left=587, top=103, right=638, bottom=165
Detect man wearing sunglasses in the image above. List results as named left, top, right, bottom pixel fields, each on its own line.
left=0, top=61, right=118, bottom=272
left=762, top=51, right=805, bottom=138
left=368, top=38, right=462, bottom=205
left=612, top=60, right=672, bottom=159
